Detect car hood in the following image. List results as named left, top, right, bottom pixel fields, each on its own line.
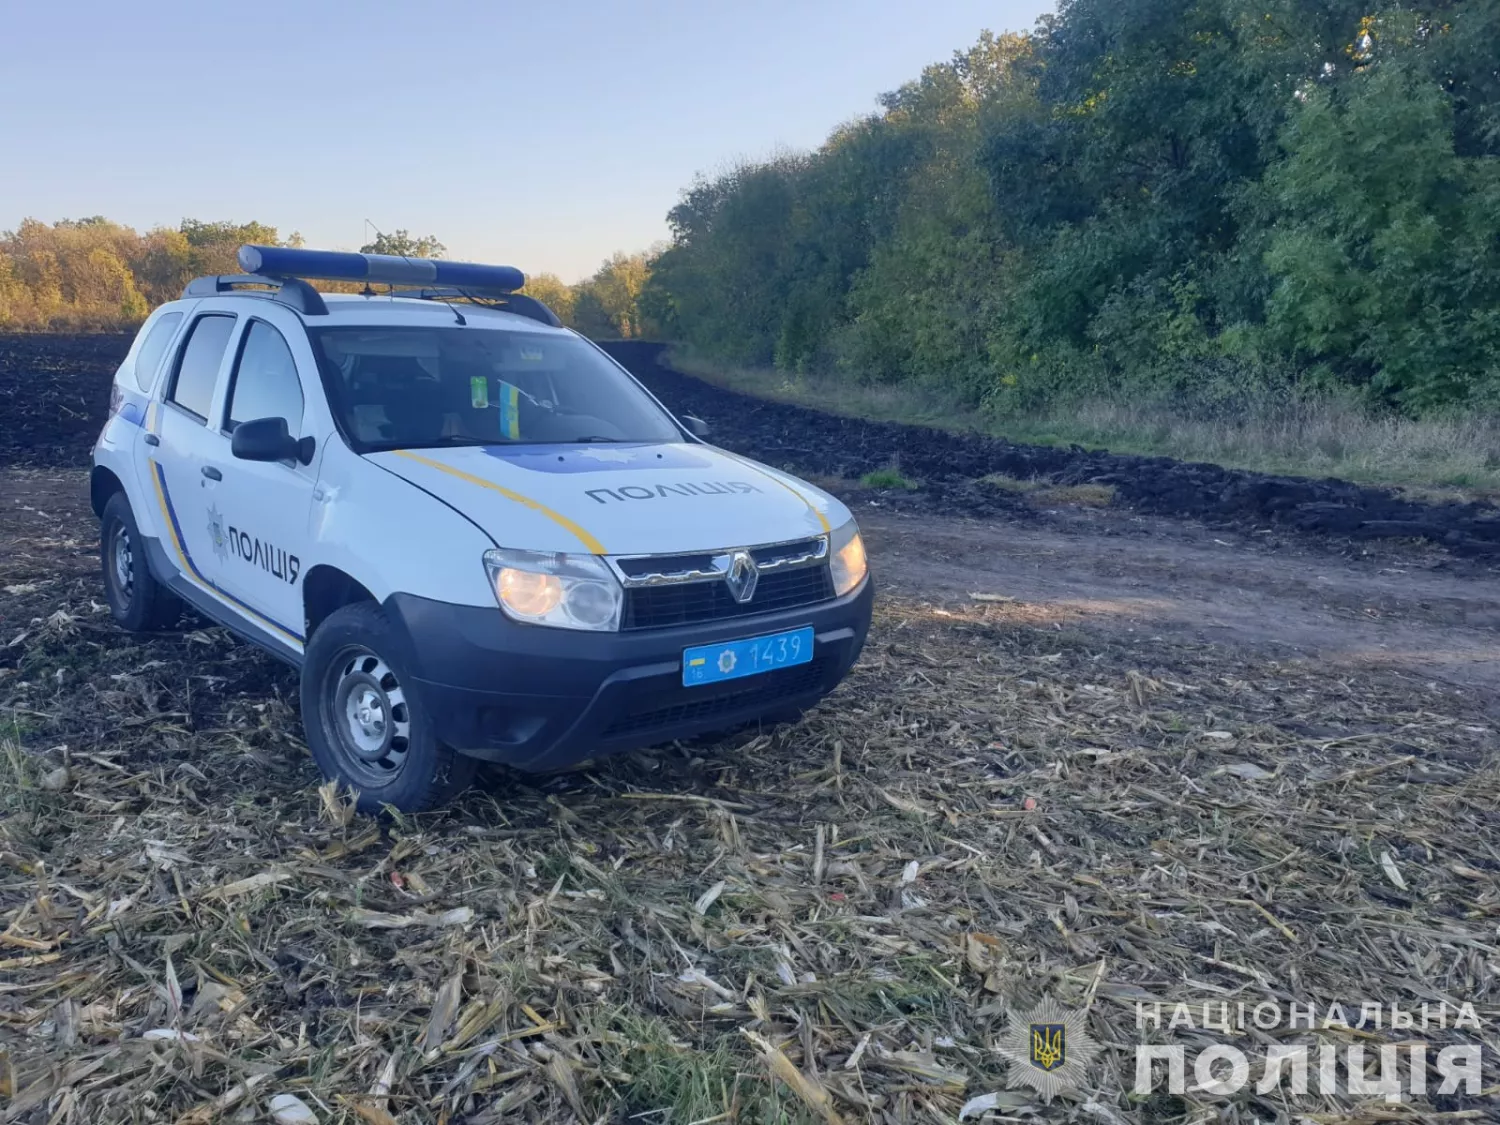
left=366, top=442, right=845, bottom=556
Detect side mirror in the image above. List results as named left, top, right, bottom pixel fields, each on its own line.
left=231, top=417, right=314, bottom=465
left=682, top=415, right=710, bottom=439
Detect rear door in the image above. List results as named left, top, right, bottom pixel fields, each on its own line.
left=205, top=307, right=321, bottom=648
left=149, top=309, right=238, bottom=595
left=114, top=306, right=187, bottom=499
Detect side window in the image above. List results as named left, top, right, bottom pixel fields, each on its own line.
left=226, top=321, right=305, bottom=436
left=129, top=311, right=183, bottom=392
left=168, top=315, right=236, bottom=420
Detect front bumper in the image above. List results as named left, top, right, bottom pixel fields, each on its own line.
left=383, top=578, right=874, bottom=771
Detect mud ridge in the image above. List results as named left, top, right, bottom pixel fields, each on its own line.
left=601, top=341, right=1500, bottom=559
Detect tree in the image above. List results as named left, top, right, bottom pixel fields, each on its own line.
left=520, top=272, right=576, bottom=325
left=1262, top=60, right=1500, bottom=408
left=573, top=251, right=654, bottom=338
left=360, top=230, right=446, bottom=259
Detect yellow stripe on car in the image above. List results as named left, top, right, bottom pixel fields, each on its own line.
left=718, top=449, right=831, bottom=534
left=150, top=461, right=190, bottom=572
left=392, top=449, right=607, bottom=554
left=150, top=462, right=304, bottom=645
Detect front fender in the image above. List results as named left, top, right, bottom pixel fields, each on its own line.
left=308, top=441, right=498, bottom=608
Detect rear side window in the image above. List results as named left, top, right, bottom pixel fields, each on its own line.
left=226, top=321, right=305, bottom=436
left=168, top=315, right=236, bottom=420
left=129, top=312, right=182, bottom=392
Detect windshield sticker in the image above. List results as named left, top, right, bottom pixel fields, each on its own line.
left=482, top=443, right=712, bottom=474
left=585, top=481, right=762, bottom=504
left=498, top=381, right=522, bottom=439
left=470, top=376, right=489, bottom=409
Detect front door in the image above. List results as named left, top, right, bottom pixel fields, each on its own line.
left=204, top=315, right=317, bottom=649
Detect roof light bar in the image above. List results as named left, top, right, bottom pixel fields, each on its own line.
left=237, top=245, right=524, bottom=293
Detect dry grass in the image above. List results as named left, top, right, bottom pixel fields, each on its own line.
left=977, top=474, right=1041, bottom=494
left=1023, top=397, right=1500, bottom=497
left=1033, top=484, right=1116, bottom=508
left=976, top=476, right=1116, bottom=508
left=4, top=537, right=1499, bottom=1122
left=667, top=352, right=991, bottom=437
left=669, top=350, right=1500, bottom=497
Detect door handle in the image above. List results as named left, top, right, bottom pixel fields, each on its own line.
left=201, top=465, right=222, bottom=481
left=144, top=433, right=160, bottom=447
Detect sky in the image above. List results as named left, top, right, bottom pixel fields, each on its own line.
left=1, top=0, right=1053, bottom=282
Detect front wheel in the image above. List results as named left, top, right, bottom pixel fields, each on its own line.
left=300, top=602, right=475, bottom=813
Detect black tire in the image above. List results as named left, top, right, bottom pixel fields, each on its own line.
left=300, top=602, right=476, bottom=813
left=100, top=491, right=181, bottom=632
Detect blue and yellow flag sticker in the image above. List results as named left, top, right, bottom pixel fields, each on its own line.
left=498, top=381, right=522, bottom=439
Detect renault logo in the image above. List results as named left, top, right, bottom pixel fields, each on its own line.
left=724, top=550, right=759, bottom=603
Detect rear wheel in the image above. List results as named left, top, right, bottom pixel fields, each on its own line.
left=100, top=492, right=180, bottom=631
left=301, top=602, right=475, bottom=813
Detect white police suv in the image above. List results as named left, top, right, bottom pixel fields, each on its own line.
left=91, top=246, right=872, bottom=811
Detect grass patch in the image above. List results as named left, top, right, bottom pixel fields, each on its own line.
left=860, top=466, right=919, bottom=490
left=1035, top=483, right=1118, bottom=507
left=669, top=348, right=987, bottom=433
left=669, top=348, right=1500, bottom=496
left=977, top=475, right=1116, bottom=506
left=978, top=473, right=1042, bottom=493
left=999, top=397, right=1500, bottom=497
left=583, top=1010, right=753, bottom=1122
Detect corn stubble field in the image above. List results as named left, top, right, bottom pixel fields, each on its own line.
left=2, top=338, right=1499, bottom=1125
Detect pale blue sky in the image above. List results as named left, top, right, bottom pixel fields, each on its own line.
left=2, top=1, right=1051, bottom=281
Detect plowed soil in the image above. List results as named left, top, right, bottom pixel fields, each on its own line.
left=601, top=342, right=1500, bottom=559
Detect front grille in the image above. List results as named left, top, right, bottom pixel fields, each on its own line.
left=615, top=537, right=827, bottom=583
left=602, top=657, right=832, bottom=738
left=621, top=565, right=834, bottom=630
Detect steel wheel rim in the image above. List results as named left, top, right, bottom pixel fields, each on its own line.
left=111, top=523, right=134, bottom=603
left=324, top=645, right=411, bottom=786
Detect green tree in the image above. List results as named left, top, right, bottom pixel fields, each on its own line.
left=360, top=230, right=446, bottom=258
left=520, top=272, right=576, bottom=324
left=1262, top=60, right=1500, bottom=408
left=574, top=251, right=654, bottom=338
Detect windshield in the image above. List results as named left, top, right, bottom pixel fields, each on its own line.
left=308, top=326, right=683, bottom=451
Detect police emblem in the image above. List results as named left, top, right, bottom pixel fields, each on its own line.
left=995, top=997, right=1099, bottom=1101
left=207, top=504, right=229, bottom=563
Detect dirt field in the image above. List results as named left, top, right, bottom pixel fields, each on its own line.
left=1, top=335, right=1498, bottom=1124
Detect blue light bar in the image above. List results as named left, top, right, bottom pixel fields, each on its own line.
left=237, top=245, right=524, bottom=293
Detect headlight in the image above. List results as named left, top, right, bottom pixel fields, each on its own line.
left=829, top=519, right=868, bottom=596
left=483, top=548, right=622, bottom=631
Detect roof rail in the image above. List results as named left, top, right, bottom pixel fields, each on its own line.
left=397, top=287, right=563, bottom=328
left=180, top=274, right=329, bottom=316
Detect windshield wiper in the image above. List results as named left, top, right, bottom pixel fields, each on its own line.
left=563, top=435, right=628, bottom=443
left=366, top=435, right=511, bottom=452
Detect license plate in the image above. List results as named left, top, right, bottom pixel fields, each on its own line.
left=682, top=626, right=814, bottom=687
